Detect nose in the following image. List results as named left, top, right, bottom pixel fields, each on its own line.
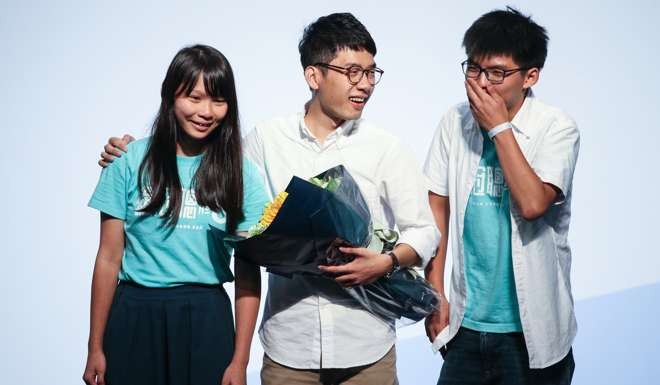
left=477, top=71, right=490, bottom=88
left=356, top=71, right=373, bottom=93
left=198, top=100, right=213, bottom=119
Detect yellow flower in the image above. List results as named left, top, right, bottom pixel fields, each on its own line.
left=258, top=191, right=288, bottom=228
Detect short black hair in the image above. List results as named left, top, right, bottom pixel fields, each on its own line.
left=298, top=12, right=377, bottom=68
left=463, top=6, right=548, bottom=69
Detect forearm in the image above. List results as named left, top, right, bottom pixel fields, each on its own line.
left=425, top=240, right=448, bottom=297
left=88, top=257, right=121, bottom=352
left=390, top=243, right=420, bottom=268
left=231, top=261, right=261, bottom=366
left=426, top=193, right=449, bottom=297
left=493, top=129, right=555, bottom=219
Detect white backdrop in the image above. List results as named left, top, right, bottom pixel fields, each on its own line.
left=1, top=0, right=658, bottom=384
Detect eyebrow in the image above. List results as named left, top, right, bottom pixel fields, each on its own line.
left=342, top=62, right=378, bottom=69
left=468, top=62, right=508, bottom=71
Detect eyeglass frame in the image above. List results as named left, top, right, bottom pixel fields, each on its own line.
left=461, top=60, right=529, bottom=84
left=313, top=62, right=384, bottom=85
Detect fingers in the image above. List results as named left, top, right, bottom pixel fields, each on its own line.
left=122, top=134, right=136, bottom=144
left=221, top=374, right=231, bottom=385
left=319, top=262, right=365, bottom=286
left=100, top=150, right=116, bottom=162
left=465, top=79, right=481, bottom=104
left=98, top=149, right=117, bottom=168
left=334, top=273, right=359, bottom=286
left=318, top=265, right=359, bottom=285
left=467, top=78, right=496, bottom=106
left=82, top=371, right=103, bottom=385
left=485, top=83, right=504, bottom=103
left=109, top=136, right=130, bottom=152
left=425, top=323, right=439, bottom=342
left=104, top=142, right=124, bottom=157
left=337, top=246, right=369, bottom=257
left=429, top=327, right=439, bottom=342
left=318, top=264, right=351, bottom=275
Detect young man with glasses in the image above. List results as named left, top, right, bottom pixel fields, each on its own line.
left=247, top=13, right=437, bottom=385
left=424, top=7, right=579, bottom=385
left=98, top=13, right=438, bottom=385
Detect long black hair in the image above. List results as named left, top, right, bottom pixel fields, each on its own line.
left=137, top=44, right=243, bottom=232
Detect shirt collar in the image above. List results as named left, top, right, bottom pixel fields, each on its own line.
left=510, top=89, right=535, bottom=136
left=297, top=112, right=357, bottom=142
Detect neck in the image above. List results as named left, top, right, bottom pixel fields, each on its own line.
left=176, top=135, right=206, bottom=156
left=303, top=97, right=345, bottom=144
left=507, top=89, right=529, bottom=121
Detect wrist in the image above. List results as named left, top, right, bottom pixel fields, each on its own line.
left=384, top=251, right=400, bottom=278
left=229, top=357, right=249, bottom=368
left=488, top=122, right=512, bottom=140
left=378, top=253, right=393, bottom=274
left=88, top=338, right=103, bottom=353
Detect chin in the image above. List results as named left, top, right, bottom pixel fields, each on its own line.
left=343, top=110, right=363, bottom=121
left=185, top=130, right=214, bottom=141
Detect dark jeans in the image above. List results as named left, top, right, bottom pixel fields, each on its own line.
left=438, top=327, right=574, bottom=385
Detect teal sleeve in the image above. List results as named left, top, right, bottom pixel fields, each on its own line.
left=236, top=159, right=269, bottom=232
left=88, top=155, right=129, bottom=220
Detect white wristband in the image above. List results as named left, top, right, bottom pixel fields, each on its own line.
left=488, top=122, right=512, bottom=140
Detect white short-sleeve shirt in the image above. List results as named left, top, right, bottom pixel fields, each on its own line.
left=424, top=91, right=580, bottom=368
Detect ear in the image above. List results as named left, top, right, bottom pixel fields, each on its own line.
left=304, top=65, right=322, bottom=91
left=522, top=68, right=540, bottom=90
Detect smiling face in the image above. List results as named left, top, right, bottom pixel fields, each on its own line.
left=310, top=48, right=376, bottom=124
left=174, top=73, right=228, bottom=152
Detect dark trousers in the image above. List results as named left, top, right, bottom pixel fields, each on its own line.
left=438, top=327, right=574, bottom=385
left=103, top=281, right=235, bottom=385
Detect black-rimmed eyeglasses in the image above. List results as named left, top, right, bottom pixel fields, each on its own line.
left=461, top=60, right=528, bottom=84
left=314, top=63, right=384, bottom=85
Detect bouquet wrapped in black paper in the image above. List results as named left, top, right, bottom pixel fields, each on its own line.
left=210, top=165, right=439, bottom=323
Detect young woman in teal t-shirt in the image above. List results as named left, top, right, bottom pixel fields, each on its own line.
left=83, top=45, right=266, bottom=385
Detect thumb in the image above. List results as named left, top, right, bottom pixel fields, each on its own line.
left=97, top=372, right=106, bottom=385
left=338, top=246, right=363, bottom=256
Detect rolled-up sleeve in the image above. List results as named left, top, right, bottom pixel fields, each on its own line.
left=243, top=128, right=265, bottom=170
left=423, top=113, right=453, bottom=197
left=530, top=117, right=580, bottom=204
left=380, top=141, right=440, bottom=267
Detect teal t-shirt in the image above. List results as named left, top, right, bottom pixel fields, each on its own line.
left=461, top=130, right=522, bottom=333
left=88, top=138, right=269, bottom=287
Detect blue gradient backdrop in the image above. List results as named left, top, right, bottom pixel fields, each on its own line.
left=1, top=1, right=658, bottom=384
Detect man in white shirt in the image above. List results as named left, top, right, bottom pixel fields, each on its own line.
left=248, top=13, right=438, bottom=385
left=99, top=12, right=438, bottom=385
left=424, top=7, right=579, bottom=385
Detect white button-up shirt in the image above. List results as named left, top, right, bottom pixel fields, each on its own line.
left=423, top=91, right=580, bottom=369
left=244, top=112, right=439, bottom=369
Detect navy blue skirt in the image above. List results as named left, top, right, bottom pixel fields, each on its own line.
left=103, top=281, right=235, bottom=385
